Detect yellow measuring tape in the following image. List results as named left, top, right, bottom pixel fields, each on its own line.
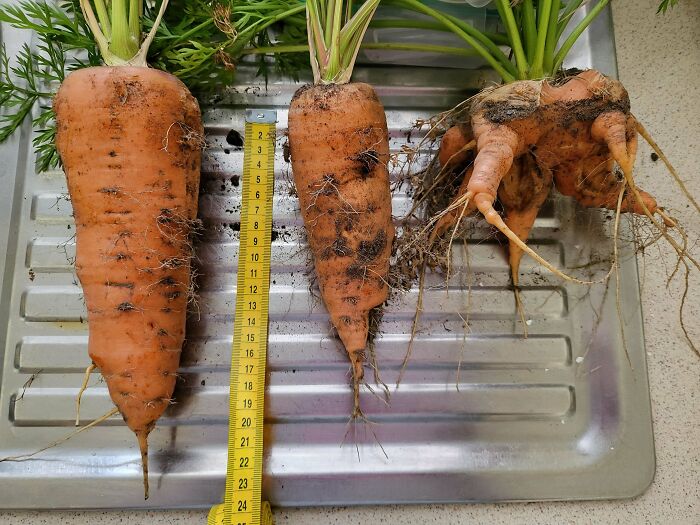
left=209, top=109, right=277, bottom=525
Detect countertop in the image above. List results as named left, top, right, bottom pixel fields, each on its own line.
left=3, top=0, right=698, bottom=523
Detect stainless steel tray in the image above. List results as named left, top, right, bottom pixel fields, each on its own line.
left=0, top=6, right=654, bottom=509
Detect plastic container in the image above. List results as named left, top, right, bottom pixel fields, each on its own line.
left=359, top=0, right=500, bottom=69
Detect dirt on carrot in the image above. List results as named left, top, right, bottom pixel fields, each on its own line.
left=402, top=70, right=673, bottom=277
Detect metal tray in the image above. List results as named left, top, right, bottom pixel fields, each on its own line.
left=0, top=6, right=654, bottom=509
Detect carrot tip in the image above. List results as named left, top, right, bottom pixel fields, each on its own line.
left=136, top=431, right=150, bottom=500
left=350, top=357, right=365, bottom=420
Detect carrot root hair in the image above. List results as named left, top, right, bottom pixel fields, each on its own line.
left=634, top=117, right=700, bottom=214
left=475, top=197, right=610, bottom=286
left=0, top=407, right=119, bottom=463
left=610, top=144, right=700, bottom=272
left=349, top=354, right=365, bottom=420
left=75, top=363, right=96, bottom=426
left=398, top=258, right=427, bottom=388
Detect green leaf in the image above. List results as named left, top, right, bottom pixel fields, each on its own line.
left=0, top=0, right=309, bottom=170
left=657, top=0, right=679, bottom=13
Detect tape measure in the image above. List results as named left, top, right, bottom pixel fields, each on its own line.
left=209, top=109, right=277, bottom=525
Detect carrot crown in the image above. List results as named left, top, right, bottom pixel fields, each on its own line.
left=306, top=0, right=381, bottom=84
left=79, top=0, right=169, bottom=67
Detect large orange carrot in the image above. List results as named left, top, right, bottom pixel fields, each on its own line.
left=54, top=65, right=201, bottom=498
left=50, top=0, right=202, bottom=498
left=287, top=0, right=392, bottom=416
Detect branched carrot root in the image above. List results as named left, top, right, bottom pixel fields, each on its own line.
left=394, top=68, right=700, bottom=370
left=427, top=70, right=681, bottom=290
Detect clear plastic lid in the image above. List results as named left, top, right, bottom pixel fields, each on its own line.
left=437, top=0, right=493, bottom=7
left=360, top=0, right=497, bottom=69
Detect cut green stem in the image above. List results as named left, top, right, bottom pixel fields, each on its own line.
left=557, top=0, right=584, bottom=40
left=93, top=0, right=111, bottom=39
left=530, top=0, right=552, bottom=78
left=369, top=18, right=510, bottom=45
left=496, top=0, right=528, bottom=79
left=543, top=0, right=560, bottom=75
left=521, top=0, right=537, bottom=62
left=79, top=0, right=170, bottom=66
left=110, top=0, right=138, bottom=61
left=387, top=0, right=516, bottom=82
left=128, top=0, right=142, bottom=40
left=553, top=0, right=610, bottom=72
left=439, top=11, right=515, bottom=70
left=306, top=0, right=381, bottom=84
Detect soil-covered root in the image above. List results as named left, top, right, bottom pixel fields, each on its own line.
left=287, top=82, right=394, bottom=418
left=430, top=69, right=673, bottom=287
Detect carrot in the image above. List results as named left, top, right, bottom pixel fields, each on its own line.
left=287, top=0, right=392, bottom=416
left=50, top=1, right=202, bottom=498
left=386, top=0, right=700, bottom=366
left=433, top=70, right=662, bottom=285
left=54, top=65, right=201, bottom=498
left=438, top=123, right=473, bottom=169
left=387, top=0, right=699, bottom=295
left=289, top=83, right=393, bottom=415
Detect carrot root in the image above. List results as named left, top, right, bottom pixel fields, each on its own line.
left=398, top=259, right=427, bottom=388
left=423, top=71, right=678, bottom=291
left=75, top=363, right=96, bottom=426
left=349, top=354, right=365, bottom=419
left=401, top=68, right=700, bottom=368
left=476, top=198, right=605, bottom=285
left=54, top=65, right=202, bottom=493
left=288, top=82, right=394, bottom=416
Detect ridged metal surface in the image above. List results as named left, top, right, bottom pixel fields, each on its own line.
left=0, top=6, right=654, bottom=509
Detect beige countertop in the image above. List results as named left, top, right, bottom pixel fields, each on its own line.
left=3, top=0, right=698, bottom=523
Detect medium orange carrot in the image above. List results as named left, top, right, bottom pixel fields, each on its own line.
left=288, top=82, right=394, bottom=416
left=287, top=0, right=393, bottom=416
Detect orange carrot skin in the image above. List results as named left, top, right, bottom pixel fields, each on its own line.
left=288, top=82, right=394, bottom=402
left=438, top=70, right=659, bottom=236
left=54, top=67, right=202, bottom=438
left=438, top=124, right=473, bottom=168
left=465, top=70, right=656, bottom=212
left=497, top=155, right=553, bottom=284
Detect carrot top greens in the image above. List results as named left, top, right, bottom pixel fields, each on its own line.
left=0, top=0, right=307, bottom=170
left=390, top=0, right=681, bottom=82
left=78, top=0, right=167, bottom=66
left=305, top=0, right=381, bottom=84
left=384, top=0, right=610, bottom=82
left=657, top=0, right=680, bottom=13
